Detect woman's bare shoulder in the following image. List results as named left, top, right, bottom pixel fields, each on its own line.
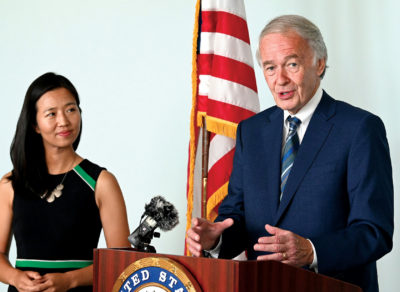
left=0, top=172, right=14, bottom=203
left=96, top=170, right=119, bottom=190
left=0, top=172, right=12, bottom=185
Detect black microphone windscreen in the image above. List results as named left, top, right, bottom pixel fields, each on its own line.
left=144, top=196, right=179, bottom=231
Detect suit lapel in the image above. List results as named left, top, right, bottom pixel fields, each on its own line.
left=273, top=92, right=336, bottom=225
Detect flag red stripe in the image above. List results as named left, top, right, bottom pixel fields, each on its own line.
left=198, top=98, right=255, bottom=123
left=207, top=148, right=235, bottom=196
left=197, top=54, right=212, bottom=76
left=197, top=95, right=208, bottom=112
left=201, top=11, right=250, bottom=44
left=198, top=54, right=257, bottom=92
left=207, top=99, right=256, bottom=124
left=187, top=0, right=259, bottom=228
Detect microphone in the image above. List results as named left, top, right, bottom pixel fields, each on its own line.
left=128, top=196, right=179, bottom=252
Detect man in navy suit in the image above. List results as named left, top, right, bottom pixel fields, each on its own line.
left=187, top=15, right=393, bottom=292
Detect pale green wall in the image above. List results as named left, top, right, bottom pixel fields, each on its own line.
left=0, top=0, right=398, bottom=291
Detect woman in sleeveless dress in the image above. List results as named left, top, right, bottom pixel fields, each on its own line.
left=0, top=72, right=131, bottom=291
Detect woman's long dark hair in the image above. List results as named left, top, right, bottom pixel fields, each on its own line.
left=9, top=72, right=82, bottom=197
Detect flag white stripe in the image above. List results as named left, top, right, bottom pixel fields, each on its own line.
left=208, top=135, right=236, bottom=170
left=199, top=75, right=259, bottom=113
left=199, top=32, right=254, bottom=67
left=202, top=0, right=246, bottom=20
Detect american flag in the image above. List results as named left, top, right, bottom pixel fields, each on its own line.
left=186, top=0, right=259, bottom=253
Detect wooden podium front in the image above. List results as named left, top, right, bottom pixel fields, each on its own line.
left=93, top=248, right=362, bottom=292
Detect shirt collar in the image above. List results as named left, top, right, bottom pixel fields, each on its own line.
left=283, top=86, right=323, bottom=124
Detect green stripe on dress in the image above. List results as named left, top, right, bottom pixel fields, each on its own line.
left=16, top=259, right=93, bottom=269
left=74, top=165, right=96, bottom=190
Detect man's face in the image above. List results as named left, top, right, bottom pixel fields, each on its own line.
left=259, top=30, right=325, bottom=114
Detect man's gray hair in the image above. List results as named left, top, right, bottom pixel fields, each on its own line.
left=256, top=15, right=328, bottom=78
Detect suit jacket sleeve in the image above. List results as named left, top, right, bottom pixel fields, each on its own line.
left=311, top=114, right=394, bottom=274
left=215, top=122, right=248, bottom=259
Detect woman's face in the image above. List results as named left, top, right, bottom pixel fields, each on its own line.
left=35, top=87, right=81, bottom=151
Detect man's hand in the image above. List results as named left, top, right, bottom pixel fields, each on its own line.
left=254, top=224, right=314, bottom=267
left=186, top=217, right=234, bottom=257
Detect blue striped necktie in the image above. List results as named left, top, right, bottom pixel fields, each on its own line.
left=280, top=116, right=301, bottom=200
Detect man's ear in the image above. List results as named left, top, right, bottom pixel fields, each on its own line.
left=317, top=58, right=326, bottom=77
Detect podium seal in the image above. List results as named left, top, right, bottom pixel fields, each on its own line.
left=112, top=257, right=201, bottom=292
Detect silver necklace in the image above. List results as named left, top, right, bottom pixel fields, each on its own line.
left=41, top=158, right=75, bottom=203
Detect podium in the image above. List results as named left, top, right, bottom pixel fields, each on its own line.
left=93, top=248, right=362, bottom=292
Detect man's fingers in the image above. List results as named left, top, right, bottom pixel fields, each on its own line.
left=186, top=236, right=201, bottom=249
left=186, top=228, right=200, bottom=242
left=217, top=218, right=234, bottom=231
left=222, top=218, right=234, bottom=227
left=257, top=251, right=291, bottom=262
left=187, top=217, right=233, bottom=255
left=191, top=217, right=203, bottom=227
left=186, top=235, right=204, bottom=257
left=257, top=252, right=282, bottom=261
left=254, top=242, right=285, bottom=253
left=258, top=235, right=278, bottom=244
left=265, top=224, right=284, bottom=235
left=188, top=246, right=201, bottom=257
left=256, top=232, right=314, bottom=267
left=258, top=234, right=287, bottom=246
left=186, top=237, right=203, bottom=256
left=191, top=216, right=210, bottom=227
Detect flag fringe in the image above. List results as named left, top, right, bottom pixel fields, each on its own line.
left=185, top=0, right=201, bottom=256
left=206, top=116, right=237, bottom=139
left=197, top=112, right=238, bottom=139
left=206, top=181, right=229, bottom=221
